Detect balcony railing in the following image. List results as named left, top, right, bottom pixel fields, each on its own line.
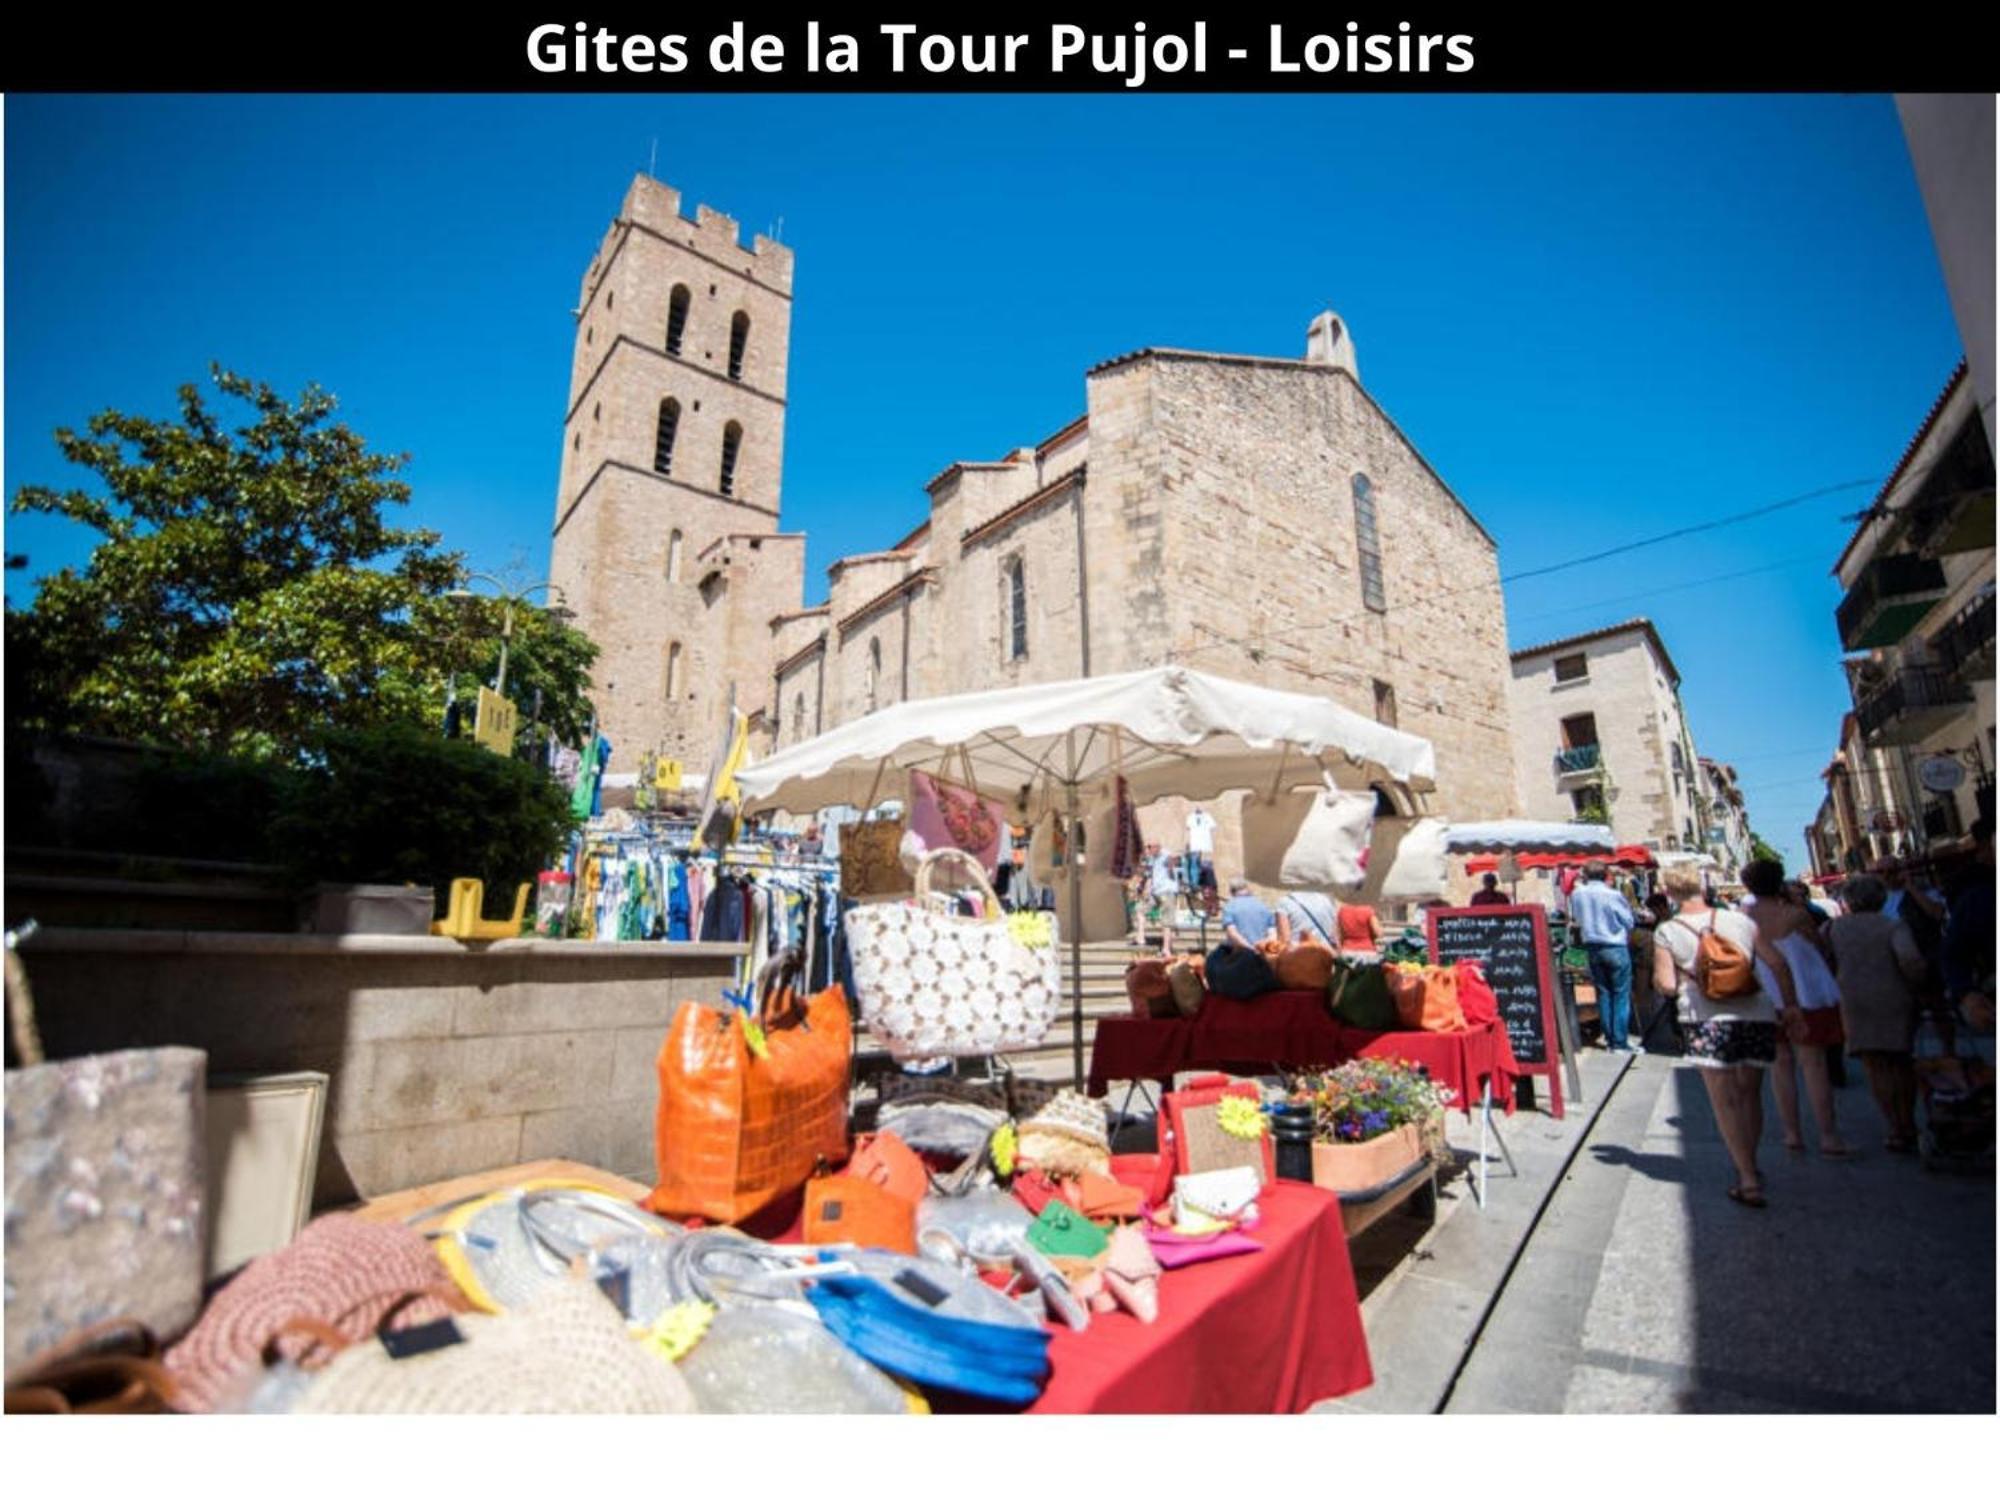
left=1554, top=744, right=1604, bottom=780
left=1837, top=553, right=1949, bottom=651
left=1931, top=590, right=1996, bottom=681
left=1855, top=666, right=1974, bottom=746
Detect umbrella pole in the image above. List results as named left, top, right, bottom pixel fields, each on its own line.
left=1064, top=738, right=1085, bottom=1091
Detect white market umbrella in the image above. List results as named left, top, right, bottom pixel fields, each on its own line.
left=737, top=665, right=1438, bottom=1086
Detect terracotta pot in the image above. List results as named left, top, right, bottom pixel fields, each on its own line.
left=1311, top=1123, right=1423, bottom=1194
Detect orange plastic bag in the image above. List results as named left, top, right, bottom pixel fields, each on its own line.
left=1388, top=965, right=1469, bottom=1033
left=643, top=950, right=851, bottom=1224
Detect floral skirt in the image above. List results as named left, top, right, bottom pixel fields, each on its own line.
left=1684, top=1018, right=1779, bottom=1069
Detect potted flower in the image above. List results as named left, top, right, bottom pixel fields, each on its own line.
left=1287, top=1059, right=1454, bottom=1193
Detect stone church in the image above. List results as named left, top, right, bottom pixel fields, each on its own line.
left=549, top=174, right=1519, bottom=849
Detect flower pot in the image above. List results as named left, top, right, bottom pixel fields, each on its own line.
left=1311, top=1123, right=1423, bottom=1194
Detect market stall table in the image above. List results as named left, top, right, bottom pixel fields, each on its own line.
left=353, top=1160, right=1374, bottom=1415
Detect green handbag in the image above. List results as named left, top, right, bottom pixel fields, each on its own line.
left=1330, top=957, right=1399, bottom=1032
left=1025, top=1199, right=1109, bottom=1261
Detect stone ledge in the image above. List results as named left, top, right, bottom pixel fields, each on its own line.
left=16, top=926, right=749, bottom=962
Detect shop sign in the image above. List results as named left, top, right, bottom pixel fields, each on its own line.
left=473, top=687, right=518, bottom=755
left=1919, top=755, right=1966, bottom=794
left=653, top=757, right=684, bottom=792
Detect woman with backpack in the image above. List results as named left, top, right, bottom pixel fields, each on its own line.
left=1651, top=863, right=1793, bottom=1208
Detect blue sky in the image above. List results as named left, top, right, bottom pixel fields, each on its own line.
left=3, top=94, right=1966, bottom=867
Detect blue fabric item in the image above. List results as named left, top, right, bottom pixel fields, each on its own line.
left=666, top=861, right=691, bottom=942
left=806, top=1273, right=1050, bottom=1406
left=1586, top=940, right=1635, bottom=1049
left=1569, top=881, right=1635, bottom=945
left=1221, top=894, right=1275, bottom=944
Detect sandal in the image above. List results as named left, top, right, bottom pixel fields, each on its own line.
left=1884, top=1136, right=1918, bottom=1155
left=1783, top=1139, right=1806, bottom=1154
left=1820, top=1142, right=1854, bottom=1160
left=1727, top=1184, right=1768, bottom=1209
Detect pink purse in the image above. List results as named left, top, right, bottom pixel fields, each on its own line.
left=906, top=768, right=1008, bottom=874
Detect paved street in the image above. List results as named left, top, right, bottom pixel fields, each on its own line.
left=1328, top=1048, right=1995, bottom=1414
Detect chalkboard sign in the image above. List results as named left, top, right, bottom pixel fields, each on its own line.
left=1427, top=904, right=1564, bottom=1118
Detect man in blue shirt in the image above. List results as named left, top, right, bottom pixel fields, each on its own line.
left=1569, top=860, right=1639, bottom=1053
left=1221, top=877, right=1276, bottom=948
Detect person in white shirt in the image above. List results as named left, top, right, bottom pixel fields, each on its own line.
left=1135, top=840, right=1182, bottom=953
left=1183, top=807, right=1217, bottom=889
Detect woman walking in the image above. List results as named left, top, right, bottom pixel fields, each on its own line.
left=1652, top=864, right=1790, bottom=1207
left=1826, top=874, right=1927, bottom=1153
left=1742, top=859, right=1851, bottom=1158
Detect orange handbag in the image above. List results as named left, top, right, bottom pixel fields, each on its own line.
left=643, top=949, right=852, bottom=1224
left=1273, top=941, right=1337, bottom=992
left=845, top=1131, right=931, bottom=1205
left=1388, top=964, right=1469, bottom=1033
left=803, top=1175, right=917, bottom=1254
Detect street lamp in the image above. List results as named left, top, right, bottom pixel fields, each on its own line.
left=446, top=573, right=566, bottom=698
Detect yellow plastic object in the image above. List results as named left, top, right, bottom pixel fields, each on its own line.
left=431, top=878, right=532, bottom=940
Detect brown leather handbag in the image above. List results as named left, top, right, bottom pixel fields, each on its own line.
left=643, top=949, right=851, bottom=1224
left=5, top=1321, right=178, bottom=1415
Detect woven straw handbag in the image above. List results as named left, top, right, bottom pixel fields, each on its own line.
left=843, top=849, right=1060, bottom=1063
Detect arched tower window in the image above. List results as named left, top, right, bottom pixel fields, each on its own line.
left=664, top=641, right=683, bottom=700
left=654, top=398, right=681, bottom=475
left=666, top=285, right=691, bottom=355
left=1351, top=473, right=1385, bottom=614
left=866, top=639, right=882, bottom=712
left=728, top=311, right=750, bottom=381
left=666, top=529, right=684, bottom=582
left=1006, top=557, right=1029, bottom=661
left=719, top=422, right=743, bottom=498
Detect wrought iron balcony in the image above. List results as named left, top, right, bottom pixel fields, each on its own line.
left=1855, top=666, right=1973, bottom=747
left=1837, top=553, right=1949, bottom=651
left=1554, top=743, right=1605, bottom=785
left=1931, top=591, right=1995, bottom=681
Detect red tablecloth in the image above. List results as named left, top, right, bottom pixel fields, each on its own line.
left=1028, top=1179, right=1371, bottom=1413
left=1337, top=1021, right=1521, bottom=1114
left=1088, top=993, right=1519, bottom=1117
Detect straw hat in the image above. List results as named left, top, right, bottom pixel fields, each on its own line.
left=292, top=1278, right=695, bottom=1415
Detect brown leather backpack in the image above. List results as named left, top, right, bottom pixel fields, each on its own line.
left=1670, top=915, right=1759, bottom=1002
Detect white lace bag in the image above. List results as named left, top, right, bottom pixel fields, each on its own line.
left=843, top=848, right=1061, bottom=1063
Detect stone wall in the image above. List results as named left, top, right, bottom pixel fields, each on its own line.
left=18, top=929, right=744, bottom=1205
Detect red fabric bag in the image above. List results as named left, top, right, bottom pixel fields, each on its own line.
left=1454, top=960, right=1500, bottom=1028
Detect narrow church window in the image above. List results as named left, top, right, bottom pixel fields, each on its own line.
left=654, top=398, right=680, bottom=475
left=729, top=312, right=750, bottom=380
left=866, top=639, right=882, bottom=712
left=719, top=422, right=743, bottom=497
left=792, top=692, right=806, bottom=743
left=606, top=290, right=614, bottom=310
left=664, top=641, right=683, bottom=700
left=1007, top=557, right=1029, bottom=661
left=666, top=528, right=684, bottom=582
left=666, top=285, right=691, bottom=355
left=1352, top=473, right=1385, bottom=613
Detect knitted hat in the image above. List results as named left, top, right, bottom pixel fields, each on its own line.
left=1018, top=1090, right=1109, bottom=1154
left=164, top=1214, right=461, bottom=1414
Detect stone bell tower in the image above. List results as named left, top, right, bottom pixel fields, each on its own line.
left=547, top=173, right=806, bottom=778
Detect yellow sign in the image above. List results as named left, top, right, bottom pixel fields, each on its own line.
left=654, top=757, right=684, bottom=792
left=473, top=687, right=518, bottom=754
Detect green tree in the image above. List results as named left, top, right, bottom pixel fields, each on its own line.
left=1748, top=832, right=1785, bottom=866
left=7, top=367, right=596, bottom=757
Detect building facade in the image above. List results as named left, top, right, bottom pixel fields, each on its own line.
left=1696, top=756, right=1754, bottom=882
left=547, top=174, right=1520, bottom=854
left=1830, top=361, right=1995, bottom=859
left=1508, top=619, right=1708, bottom=853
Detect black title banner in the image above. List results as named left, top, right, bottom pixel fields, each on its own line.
left=4, top=9, right=1995, bottom=91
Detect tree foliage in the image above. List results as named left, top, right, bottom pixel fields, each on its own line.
left=1749, top=831, right=1786, bottom=867
left=7, top=367, right=596, bottom=758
